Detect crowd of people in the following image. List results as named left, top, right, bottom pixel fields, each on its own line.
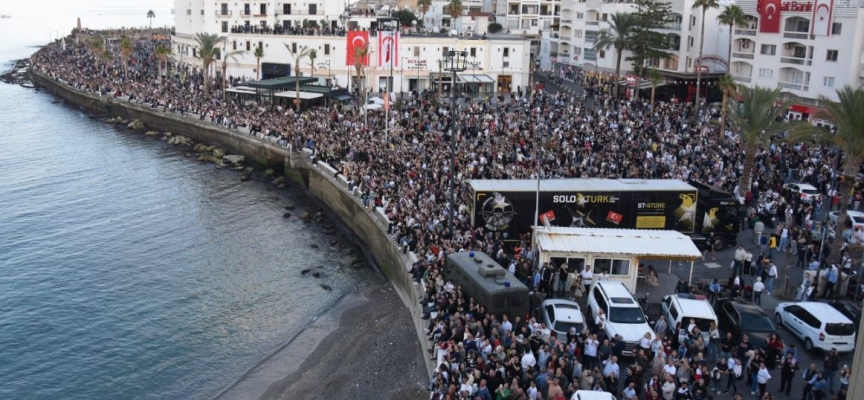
left=31, top=31, right=861, bottom=400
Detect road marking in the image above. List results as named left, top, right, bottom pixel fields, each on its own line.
left=704, top=262, right=723, bottom=269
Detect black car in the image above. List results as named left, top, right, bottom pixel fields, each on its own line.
left=714, top=298, right=779, bottom=349
left=829, top=301, right=861, bottom=333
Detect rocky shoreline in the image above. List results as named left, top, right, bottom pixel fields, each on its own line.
left=1, top=59, right=35, bottom=88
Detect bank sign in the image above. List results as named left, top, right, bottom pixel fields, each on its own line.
left=472, top=189, right=698, bottom=241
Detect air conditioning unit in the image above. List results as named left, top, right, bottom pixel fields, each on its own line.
left=478, top=264, right=506, bottom=278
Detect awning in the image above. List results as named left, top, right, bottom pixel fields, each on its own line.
left=273, top=90, right=324, bottom=100
left=535, top=227, right=702, bottom=260
left=616, top=80, right=668, bottom=90
left=458, top=74, right=495, bottom=84
left=790, top=104, right=819, bottom=115
left=333, top=94, right=354, bottom=102
left=226, top=87, right=257, bottom=95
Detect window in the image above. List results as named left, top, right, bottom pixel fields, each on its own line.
left=599, top=50, right=605, bottom=58
left=531, top=19, right=538, bottom=27
left=826, top=322, right=855, bottom=336
left=324, top=44, right=330, bottom=55
left=246, top=41, right=250, bottom=51
left=259, top=4, right=266, bottom=15
left=503, top=47, right=510, bottom=57
left=200, top=9, right=204, bottom=15
left=832, top=22, right=842, bottom=35
left=573, top=47, right=582, bottom=55
left=669, top=303, right=679, bottom=320
left=414, top=47, right=420, bottom=57
left=760, top=44, right=776, bottom=55
left=470, top=47, right=476, bottom=57
left=442, top=46, right=449, bottom=56
left=576, top=12, right=584, bottom=20
left=574, top=30, right=582, bottom=38
left=221, top=21, right=228, bottom=33
left=186, top=9, right=191, bottom=15
left=758, top=68, right=774, bottom=79
left=688, top=36, right=694, bottom=49
left=691, top=16, right=696, bottom=28
left=309, top=4, right=317, bottom=15
left=291, top=42, right=297, bottom=53
left=610, top=260, right=630, bottom=275
left=823, top=76, right=835, bottom=88
left=601, top=13, right=608, bottom=22
left=232, top=40, right=236, bottom=50
left=283, top=4, right=291, bottom=15
left=826, top=49, right=838, bottom=61
left=244, top=4, right=250, bottom=15
left=593, top=289, right=608, bottom=314
left=220, top=3, right=228, bottom=15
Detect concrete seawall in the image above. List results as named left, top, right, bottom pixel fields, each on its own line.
left=30, top=69, right=434, bottom=378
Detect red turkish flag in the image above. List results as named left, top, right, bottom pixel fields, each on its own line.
left=346, top=31, right=369, bottom=67
left=759, top=0, right=782, bottom=33
left=539, top=210, right=556, bottom=224
left=606, top=211, right=624, bottom=225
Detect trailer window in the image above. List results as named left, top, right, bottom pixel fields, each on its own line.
left=568, top=258, right=586, bottom=273
left=594, top=258, right=631, bottom=276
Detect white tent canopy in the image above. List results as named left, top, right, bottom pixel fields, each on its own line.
left=274, top=90, right=324, bottom=100
left=535, top=227, right=701, bottom=292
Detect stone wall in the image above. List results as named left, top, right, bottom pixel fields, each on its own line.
left=30, top=68, right=433, bottom=378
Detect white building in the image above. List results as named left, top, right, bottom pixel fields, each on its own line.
left=496, top=0, right=562, bottom=37
left=729, top=0, right=864, bottom=117
left=172, top=0, right=531, bottom=96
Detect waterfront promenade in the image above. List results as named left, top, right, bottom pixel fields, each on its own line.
left=28, top=31, right=856, bottom=400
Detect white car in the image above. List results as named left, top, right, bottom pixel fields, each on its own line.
left=660, top=293, right=718, bottom=344
left=587, top=281, right=654, bottom=356
left=571, top=390, right=616, bottom=400
left=774, top=302, right=856, bottom=352
left=541, top=299, right=586, bottom=343
left=783, top=183, right=821, bottom=203
left=828, top=210, right=864, bottom=231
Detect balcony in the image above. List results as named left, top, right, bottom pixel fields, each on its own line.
left=732, top=75, right=752, bottom=83
left=780, top=56, right=812, bottom=66
left=586, top=20, right=599, bottom=26
left=733, top=52, right=755, bottom=60
left=778, top=81, right=804, bottom=90
left=734, top=28, right=757, bottom=36
left=216, top=10, right=232, bottom=17
left=561, top=19, right=573, bottom=25
left=663, top=23, right=682, bottom=30
left=783, top=31, right=809, bottom=39
left=240, top=12, right=252, bottom=18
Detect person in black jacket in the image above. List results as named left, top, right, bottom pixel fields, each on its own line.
left=779, top=352, right=799, bottom=396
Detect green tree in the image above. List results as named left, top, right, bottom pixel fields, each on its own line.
left=194, top=32, right=227, bottom=92
left=789, top=86, right=864, bottom=267
left=89, top=38, right=104, bottom=67
left=648, top=68, right=662, bottom=110
left=395, top=9, right=419, bottom=27
left=725, top=85, right=790, bottom=194
left=717, top=5, right=748, bottom=72
left=154, top=44, right=172, bottom=81
left=119, top=35, right=134, bottom=78
left=286, top=44, right=314, bottom=109
left=146, top=10, right=155, bottom=30
left=627, top=0, right=674, bottom=76
left=447, top=0, right=464, bottom=28
left=592, top=12, right=640, bottom=98
left=488, top=22, right=503, bottom=34
left=221, top=50, right=246, bottom=99
left=308, top=49, right=317, bottom=78
left=417, top=0, right=432, bottom=26
left=253, top=45, right=265, bottom=80
left=717, top=73, right=737, bottom=137
left=693, top=0, right=720, bottom=108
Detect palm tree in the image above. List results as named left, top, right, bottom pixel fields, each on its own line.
left=89, top=38, right=104, bottom=67
left=717, top=73, right=737, bottom=137
left=154, top=44, right=172, bottom=80
left=693, top=0, right=720, bottom=108
left=285, top=43, right=314, bottom=109
left=221, top=50, right=246, bottom=99
left=194, top=32, right=226, bottom=92
left=146, top=10, right=155, bottom=31
left=789, top=86, right=864, bottom=267
left=725, top=85, right=790, bottom=195
left=119, top=35, right=134, bottom=79
left=717, top=5, right=748, bottom=74
left=253, top=45, right=265, bottom=80
left=353, top=44, right=370, bottom=97
left=592, top=12, right=639, bottom=99
left=648, top=68, right=662, bottom=110
left=417, top=0, right=432, bottom=26
left=448, top=0, right=464, bottom=30
left=308, top=49, right=317, bottom=79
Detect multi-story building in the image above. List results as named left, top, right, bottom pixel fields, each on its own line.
left=729, top=0, right=864, bottom=119
left=496, top=0, right=562, bottom=37
left=542, top=0, right=727, bottom=101
left=171, top=0, right=530, bottom=95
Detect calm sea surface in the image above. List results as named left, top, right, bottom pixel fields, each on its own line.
left=0, top=6, right=375, bottom=399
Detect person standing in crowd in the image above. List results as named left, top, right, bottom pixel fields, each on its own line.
left=752, top=277, right=765, bottom=305
left=801, top=363, right=819, bottom=400
left=779, top=352, right=799, bottom=396
left=823, top=348, right=840, bottom=394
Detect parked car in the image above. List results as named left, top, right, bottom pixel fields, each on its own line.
left=828, top=210, right=864, bottom=231
left=587, top=281, right=654, bottom=356
left=774, top=302, right=856, bottom=352
left=541, top=299, right=586, bottom=342
left=571, top=391, right=616, bottom=400
left=660, top=293, right=718, bottom=344
left=828, top=301, right=861, bottom=332
left=783, top=182, right=821, bottom=203
left=715, top=298, right=778, bottom=349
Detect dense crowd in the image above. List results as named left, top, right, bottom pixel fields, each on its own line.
left=31, top=32, right=860, bottom=400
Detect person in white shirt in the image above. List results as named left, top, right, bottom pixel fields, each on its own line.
left=663, top=358, right=677, bottom=377
left=766, top=262, right=778, bottom=294
left=584, top=334, right=600, bottom=370
left=756, top=362, right=771, bottom=397
left=640, top=332, right=652, bottom=352
left=595, top=308, right=606, bottom=329
left=752, top=277, right=765, bottom=305
left=521, top=350, right=537, bottom=371
left=581, top=265, right=594, bottom=292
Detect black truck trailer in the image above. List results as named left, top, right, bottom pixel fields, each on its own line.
left=468, top=178, right=740, bottom=250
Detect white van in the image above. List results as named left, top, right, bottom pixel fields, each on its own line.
left=660, top=293, right=719, bottom=343
left=587, top=281, right=654, bottom=356
left=774, top=302, right=857, bottom=352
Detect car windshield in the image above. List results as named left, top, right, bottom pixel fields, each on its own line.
left=609, top=307, right=647, bottom=324
left=741, top=315, right=776, bottom=332
left=852, top=216, right=864, bottom=224
left=825, top=323, right=855, bottom=336
left=555, top=321, right=585, bottom=334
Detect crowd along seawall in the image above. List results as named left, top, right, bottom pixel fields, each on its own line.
left=28, top=68, right=435, bottom=379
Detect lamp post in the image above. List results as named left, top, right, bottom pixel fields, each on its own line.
left=401, top=56, right=406, bottom=94
left=443, top=50, right=468, bottom=237
left=318, top=60, right=331, bottom=108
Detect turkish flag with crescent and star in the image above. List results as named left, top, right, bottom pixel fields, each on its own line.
left=378, top=31, right=400, bottom=67
left=345, top=31, right=369, bottom=67
left=759, top=0, right=782, bottom=33
left=811, top=0, right=834, bottom=36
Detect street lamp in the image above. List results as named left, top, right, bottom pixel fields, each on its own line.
left=443, top=50, right=468, bottom=237
left=318, top=60, right=331, bottom=107
left=401, top=56, right=406, bottom=94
